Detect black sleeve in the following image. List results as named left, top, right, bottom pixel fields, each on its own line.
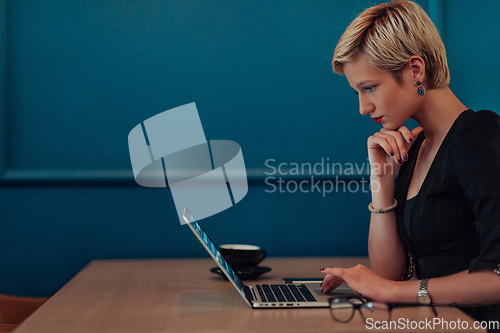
left=452, top=110, right=500, bottom=274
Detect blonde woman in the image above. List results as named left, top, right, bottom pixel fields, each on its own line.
left=320, top=0, right=500, bottom=324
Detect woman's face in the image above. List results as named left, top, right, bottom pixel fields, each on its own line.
left=343, top=54, right=421, bottom=131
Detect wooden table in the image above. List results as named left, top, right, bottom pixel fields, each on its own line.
left=14, top=257, right=484, bottom=332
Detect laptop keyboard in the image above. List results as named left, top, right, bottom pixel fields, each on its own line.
left=255, top=284, right=316, bottom=303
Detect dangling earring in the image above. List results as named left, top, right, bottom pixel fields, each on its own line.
left=416, top=81, right=425, bottom=96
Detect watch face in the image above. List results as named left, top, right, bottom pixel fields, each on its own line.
left=418, top=292, right=432, bottom=305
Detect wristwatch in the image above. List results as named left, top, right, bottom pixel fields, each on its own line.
left=417, top=278, right=432, bottom=305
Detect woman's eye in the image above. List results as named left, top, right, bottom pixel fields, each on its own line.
left=365, top=86, right=375, bottom=92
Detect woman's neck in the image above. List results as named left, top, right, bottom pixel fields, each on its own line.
left=411, top=87, right=467, bottom=145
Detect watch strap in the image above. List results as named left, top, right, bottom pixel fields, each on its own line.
left=417, top=278, right=432, bottom=305
left=420, top=278, right=429, bottom=293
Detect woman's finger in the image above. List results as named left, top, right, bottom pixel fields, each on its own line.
left=320, top=268, right=347, bottom=292
left=385, top=131, right=409, bottom=164
left=369, top=134, right=401, bottom=164
left=321, top=273, right=335, bottom=286
left=368, top=135, right=394, bottom=157
left=410, top=126, right=424, bottom=139
left=379, top=126, right=424, bottom=163
left=327, top=279, right=345, bottom=292
left=396, top=126, right=414, bottom=144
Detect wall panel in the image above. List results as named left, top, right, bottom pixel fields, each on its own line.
left=1, top=0, right=499, bottom=297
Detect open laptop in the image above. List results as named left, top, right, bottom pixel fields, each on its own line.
left=183, top=207, right=357, bottom=308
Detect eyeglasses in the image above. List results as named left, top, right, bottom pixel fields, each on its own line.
left=328, top=297, right=438, bottom=324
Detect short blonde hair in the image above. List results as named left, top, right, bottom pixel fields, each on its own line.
left=332, top=0, right=449, bottom=89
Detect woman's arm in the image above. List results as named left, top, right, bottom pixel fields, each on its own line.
left=321, top=265, right=500, bottom=306
left=367, top=175, right=406, bottom=280
left=403, top=270, right=500, bottom=306
left=365, top=126, right=423, bottom=280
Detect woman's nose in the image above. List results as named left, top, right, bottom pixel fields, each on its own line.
left=359, top=95, right=374, bottom=116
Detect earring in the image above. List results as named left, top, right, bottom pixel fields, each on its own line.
left=416, top=81, right=425, bottom=96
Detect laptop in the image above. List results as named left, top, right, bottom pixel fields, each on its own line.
left=183, top=207, right=357, bottom=308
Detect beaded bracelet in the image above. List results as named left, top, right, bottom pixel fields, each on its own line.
left=368, top=199, right=398, bottom=213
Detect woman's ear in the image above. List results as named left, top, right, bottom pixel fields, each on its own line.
left=408, top=55, right=426, bottom=83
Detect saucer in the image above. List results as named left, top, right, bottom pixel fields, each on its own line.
left=210, top=266, right=271, bottom=280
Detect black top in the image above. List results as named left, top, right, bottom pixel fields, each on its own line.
left=404, top=196, right=417, bottom=241
left=394, top=110, right=500, bottom=322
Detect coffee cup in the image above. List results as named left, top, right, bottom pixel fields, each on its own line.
left=219, top=244, right=267, bottom=268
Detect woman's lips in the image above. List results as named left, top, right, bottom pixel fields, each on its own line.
left=373, top=116, right=383, bottom=124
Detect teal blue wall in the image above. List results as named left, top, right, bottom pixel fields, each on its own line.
left=1, top=0, right=499, bottom=296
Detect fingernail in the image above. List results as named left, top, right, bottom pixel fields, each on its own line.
left=398, top=159, right=402, bottom=164
left=321, top=288, right=324, bottom=293
left=320, top=267, right=325, bottom=271
left=390, top=151, right=394, bottom=156
left=320, top=282, right=323, bottom=287
left=403, top=155, right=408, bottom=161
left=409, top=138, right=414, bottom=143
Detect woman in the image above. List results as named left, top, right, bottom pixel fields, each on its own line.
left=320, top=0, right=500, bottom=324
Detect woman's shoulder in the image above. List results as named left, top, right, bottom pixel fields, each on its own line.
left=450, top=109, right=500, bottom=156
left=455, top=109, right=500, bottom=134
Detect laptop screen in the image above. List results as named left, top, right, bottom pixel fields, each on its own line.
left=183, top=208, right=247, bottom=296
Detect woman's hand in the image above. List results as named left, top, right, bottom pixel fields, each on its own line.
left=368, top=126, right=423, bottom=179
left=320, top=265, right=400, bottom=303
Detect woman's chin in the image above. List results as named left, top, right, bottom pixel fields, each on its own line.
left=382, top=124, right=397, bottom=131
left=382, top=121, right=404, bottom=132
